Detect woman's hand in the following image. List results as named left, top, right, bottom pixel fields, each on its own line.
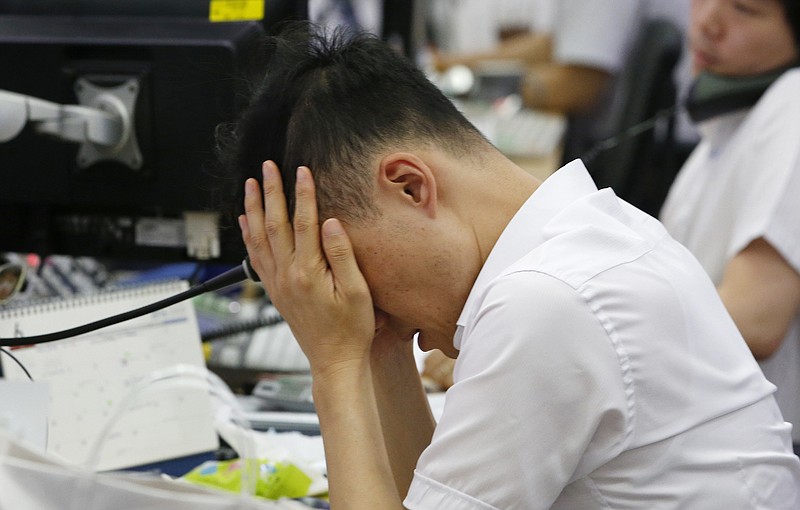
left=239, top=161, right=376, bottom=375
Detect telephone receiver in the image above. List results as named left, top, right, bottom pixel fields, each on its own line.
left=685, top=61, right=799, bottom=123
left=581, top=61, right=798, bottom=164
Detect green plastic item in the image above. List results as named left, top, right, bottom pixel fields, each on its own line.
left=183, top=457, right=313, bottom=499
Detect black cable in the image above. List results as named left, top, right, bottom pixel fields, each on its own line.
left=581, top=105, right=679, bottom=165
left=0, top=346, right=34, bottom=381
left=0, top=258, right=261, bottom=348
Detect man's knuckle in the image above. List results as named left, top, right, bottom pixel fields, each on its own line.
left=326, top=243, right=351, bottom=262
left=293, top=216, right=314, bottom=235
left=264, top=220, right=281, bottom=238
left=263, top=182, right=280, bottom=199
left=291, top=269, right=313, bottom=290
left=245, top=232, right=264, bottom=249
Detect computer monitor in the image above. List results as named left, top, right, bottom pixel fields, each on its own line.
left=0, top=2, right=307, bottom=264
left=0, top=0, right=308, bottom=25
left=380, top=0, right=418, bottom=58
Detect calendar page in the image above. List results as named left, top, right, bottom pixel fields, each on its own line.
left=0, top=281, right=218, bottom=471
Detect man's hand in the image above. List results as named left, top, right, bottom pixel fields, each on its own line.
left=238, top=161, right=376, bottom=375
left=240, top=161, right=409, bottom=509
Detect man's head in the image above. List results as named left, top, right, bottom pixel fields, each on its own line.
left=689, top=0, right=799, bottom=76
left=220, top=24, right=490, bottom=224
left=220, top=24, right=534, bottom=355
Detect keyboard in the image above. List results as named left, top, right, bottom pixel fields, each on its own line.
left=457, top=99, right=567, bottom=158
left=252, top=374, right=315, bottom=413
left=492, top=108, right=567, bottom=157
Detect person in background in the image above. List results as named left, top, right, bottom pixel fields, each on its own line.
left=224, top=23, right=800, bottom=508
left=430, top=0, right=693, bottom=156
left=425, top=0, right=554, bottom=63
left=309, top=0, right=382, bottom=37
left=659, top=0, right=800, bottom=454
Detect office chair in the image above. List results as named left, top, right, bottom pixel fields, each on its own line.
left=581, top=19, right=684, bottom=217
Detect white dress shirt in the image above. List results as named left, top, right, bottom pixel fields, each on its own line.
left=405, top=160, right=800, bottom=509
left=661, top=68, right=800, bottom=444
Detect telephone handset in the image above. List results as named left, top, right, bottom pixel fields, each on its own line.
left=685, top=62, right=799, bottom=123
left=575, top=61, right=799, bottom=167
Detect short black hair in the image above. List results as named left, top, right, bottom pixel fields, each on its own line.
left=216, top=23, right=490, bottom=223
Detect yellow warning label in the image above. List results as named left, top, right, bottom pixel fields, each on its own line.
left=209, top=0, right=265, bottom=22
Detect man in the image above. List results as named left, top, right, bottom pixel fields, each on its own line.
left=660, top=0, right=800, bottom=453
left=227, top=25, right=800, bottom=509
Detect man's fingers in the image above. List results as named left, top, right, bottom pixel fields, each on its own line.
left=242, top=177, right=269, bottom=255
left=240, top=183, right=275, bottom=280
left=321, top=218, right=368, bottom=298
left=238, top=213, right=262, bottom=270
left=293, top=166, right=323, bottom=265
left=260, top=160, right=294, bottom=262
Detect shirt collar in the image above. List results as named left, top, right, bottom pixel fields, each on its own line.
left=452, top=159, right=599, bottom=350
left=697, top=109, right=748, bottom=156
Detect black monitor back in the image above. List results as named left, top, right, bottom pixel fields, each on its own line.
left=0, top=0, right=308, bottom=30
left=0, top=11, right=279, bottom=263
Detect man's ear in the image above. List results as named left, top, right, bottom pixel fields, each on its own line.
left=378, top=152, right=437, bottom=216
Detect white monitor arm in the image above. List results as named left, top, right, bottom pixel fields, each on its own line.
left=0, top=77, right=142, bottom=169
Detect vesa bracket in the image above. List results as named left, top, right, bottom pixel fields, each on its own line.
left=0, top=77, right=143, bottom=170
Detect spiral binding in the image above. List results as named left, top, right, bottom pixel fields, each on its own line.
left=0, top=279, right=186, bottom=319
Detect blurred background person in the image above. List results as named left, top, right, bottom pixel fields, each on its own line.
left=310, top=0, right=420, bottom=58
left=659, top=0, right=800, bottom=454
left=426, top=0, right=694, bottom=159
left=425, top=0, right=554, bottom=63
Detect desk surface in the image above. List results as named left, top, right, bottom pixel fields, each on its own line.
left=241, top=392, right=447, bottom=436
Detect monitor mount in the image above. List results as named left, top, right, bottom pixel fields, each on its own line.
left=0, top=77, right=142, bottom=170
left=0, top=78, right=222, bottom=260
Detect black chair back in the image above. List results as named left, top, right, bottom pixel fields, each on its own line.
left=583, top=19, right=684, bottom=216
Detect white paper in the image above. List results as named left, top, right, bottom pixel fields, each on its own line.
left=0, top=379, right=49, bottom=452
left=0, top=281, right=218, bottom=471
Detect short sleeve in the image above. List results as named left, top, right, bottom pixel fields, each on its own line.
left=405, top=271, right=631, bottom=510
left=727, top=71, right=800, bottom=274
